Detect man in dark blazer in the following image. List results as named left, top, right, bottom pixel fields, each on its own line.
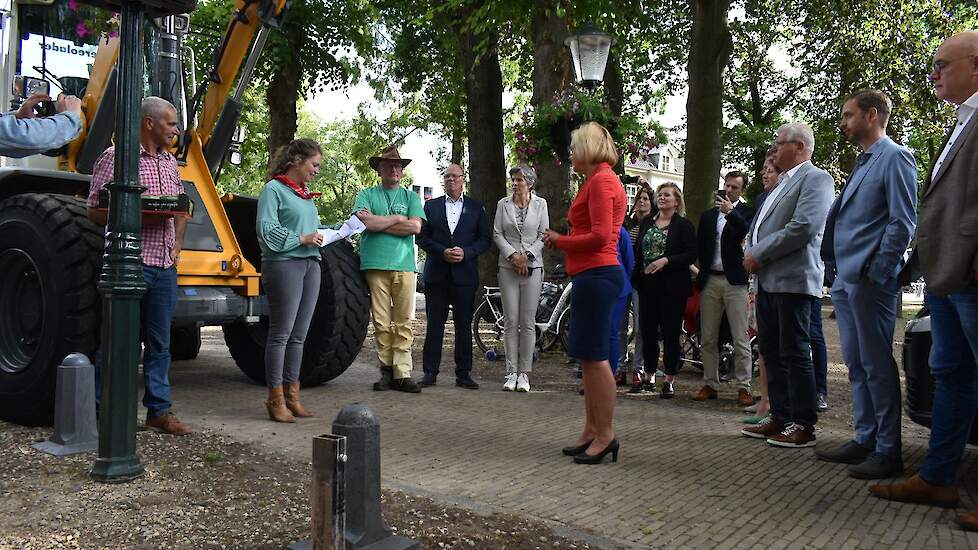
left=693, top=170, right=756, bottom=407
left=870, top=31, right=978, bottom=530
left=416, top=163, right=492, bottom=389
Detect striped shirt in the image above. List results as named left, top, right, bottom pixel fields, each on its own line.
left=87, top=145, right=185, bottom=268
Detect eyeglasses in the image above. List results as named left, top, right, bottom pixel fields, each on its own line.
left=930, top=55, right=976, bottom=78
left=444, top=174, right=463, bottom=179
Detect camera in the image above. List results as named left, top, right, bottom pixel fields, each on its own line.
left=12, top=76, right=56, bottom=117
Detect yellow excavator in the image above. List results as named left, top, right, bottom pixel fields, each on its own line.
left=0, top=0, right=370, bottom=425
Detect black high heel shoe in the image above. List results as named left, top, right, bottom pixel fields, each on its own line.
left=561, top=440, right=593, bottom=456
left=573, top=439, right=620, bottom=464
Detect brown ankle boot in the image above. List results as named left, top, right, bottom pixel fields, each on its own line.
left=284, top=382, right=313, bottom=418
left=266, top=386, right=295, bottom=423
left=957, top=509, right=978, bottom=531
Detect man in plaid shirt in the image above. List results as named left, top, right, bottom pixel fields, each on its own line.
left=86, top=96, right=191, bottom=435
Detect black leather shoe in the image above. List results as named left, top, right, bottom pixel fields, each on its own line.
left=815, top=440, right=872, bottom=464
left=456, top=377, right=480, bottom=390
left=574, top=439, right=620, bottom=464
left=390, top=377, right=422, bottom=393
left=372, top=366, right=393, bottom=391
left=561, top=440, right=593, bottom=456
left=660, top=382, right=675, bottom=399
left=419, top=374, right=437, bottom=387
left=848, top=452, right=904, bottom=480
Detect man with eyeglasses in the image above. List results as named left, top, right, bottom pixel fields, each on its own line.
left=869, top=31, right=978, bottom=532
left=416, top=164, right=491, bottom=389
left=740, top=122, right=833, bottom=449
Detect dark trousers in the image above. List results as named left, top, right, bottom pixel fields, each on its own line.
left=810, top=303, right=828, bottom=397
left=638, top=281, right=687, bottom=376
left=757, top=289, right=818, bottom=428
left=422, top=281, right=476, bottom=378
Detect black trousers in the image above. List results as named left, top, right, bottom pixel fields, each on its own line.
left=638, top=280, right=688, bottom=376
left=756, top=288, right=818, bottom=428
left=422, top=281, right=477, bottom=377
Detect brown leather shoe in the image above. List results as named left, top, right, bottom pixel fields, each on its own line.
left=741, top=416, right=784, bottom=439
left=144, top=412, right=193, bottom=435
left=766, top=423, right=816, bottom=448
left=869, top=474, right=959, bottom=508
left=737, top=388, right=755, bottom=407
left=691, top=385, right=718, bottom=401
left=265, top=386, right=296, bottom=423
left=956, top=509, right=978, bottom=531
left=284, top=382, right=314, bottom=418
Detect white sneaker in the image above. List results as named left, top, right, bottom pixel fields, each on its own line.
left=503, top=373, right=517, bottom=391
left=516, top=373, right=530, bottom=392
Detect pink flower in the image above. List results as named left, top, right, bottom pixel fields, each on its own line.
left=76, top=22, right=90, bottom=38
left=109, top=30, right=119, bottom=38
left=554, top=159, right=561, bottom=166
left=68, top=0, right=78, bottom=9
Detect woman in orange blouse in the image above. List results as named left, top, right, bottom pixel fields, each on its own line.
left=543, top=122, right=627, bottom=465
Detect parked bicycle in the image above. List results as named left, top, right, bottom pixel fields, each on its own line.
left=473, top=277, right=573, bottom=361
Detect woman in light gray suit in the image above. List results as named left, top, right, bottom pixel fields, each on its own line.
left=493, top=165, right=549, bottom=392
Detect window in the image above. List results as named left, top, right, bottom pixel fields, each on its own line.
left=661, top=155, right=672, bottom=172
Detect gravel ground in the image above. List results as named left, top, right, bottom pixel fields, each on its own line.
left=0, top=422, right=595, bottom=550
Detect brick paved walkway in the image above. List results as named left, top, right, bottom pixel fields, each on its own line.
left=171, top=329, right=978, bottom=549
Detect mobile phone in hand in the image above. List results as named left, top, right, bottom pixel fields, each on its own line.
left=716, top=190, right=727, bottom=200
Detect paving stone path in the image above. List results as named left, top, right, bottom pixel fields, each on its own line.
left=170, top=328, right=978, bottom=550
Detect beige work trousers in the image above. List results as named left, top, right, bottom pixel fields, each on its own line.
left=365, top=270, right=416, bottom=379
left=700, top=275, right=752, bottom=390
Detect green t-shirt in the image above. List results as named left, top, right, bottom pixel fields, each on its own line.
left=353, top=185, right=426, bottom=271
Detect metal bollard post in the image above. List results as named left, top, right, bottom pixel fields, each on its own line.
left=332, top=403, right=419, bottom=550
left=289, top=434, right=347, bottom=550
left=33, top=353, right=99, bottom=456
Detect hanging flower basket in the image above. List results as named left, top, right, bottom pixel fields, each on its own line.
left=512, top=85, right=665, bottom=167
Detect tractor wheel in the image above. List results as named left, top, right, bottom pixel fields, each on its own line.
left=223, top=239, right=370, bottom=386
left=170, top=325, right=202, bottom=361
left=0, top=194, right=103, bottom=426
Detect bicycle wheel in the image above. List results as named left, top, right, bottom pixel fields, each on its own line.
left=557, top=306, right=572, bottom=352
left=472, top=300, right=504, bottom=359
left=680, top=326, right=702, bottom=371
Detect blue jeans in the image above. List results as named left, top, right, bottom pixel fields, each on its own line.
left=919, top=285, right=978, bottom=486
left=95, top=266, right=178, bottom=419
left=810, top=302, right=828, bottom=397
left=756, top=289, right=817, bottom=428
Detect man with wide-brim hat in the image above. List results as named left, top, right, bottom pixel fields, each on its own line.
left=354, top=145, right=426, bottom=393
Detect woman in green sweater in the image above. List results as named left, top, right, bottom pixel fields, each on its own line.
left=256, top=138, right=324, bottom=423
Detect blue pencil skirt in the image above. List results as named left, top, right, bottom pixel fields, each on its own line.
left=566, top=266, right=625, bottom=361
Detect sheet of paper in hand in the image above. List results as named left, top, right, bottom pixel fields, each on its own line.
left=318, top=214, right=367, bottom=247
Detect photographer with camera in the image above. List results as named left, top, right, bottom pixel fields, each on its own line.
left=0, top=92, right=83, bottom=158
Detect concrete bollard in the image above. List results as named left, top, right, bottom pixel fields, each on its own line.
left=333, top=403, right=419, bottom=550
left=33, top=353, right=99, bottom=456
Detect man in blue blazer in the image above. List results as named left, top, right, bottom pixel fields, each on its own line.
left=817, top=90, right=917, bottom=478
left=416, top=164, right=492, bottom=389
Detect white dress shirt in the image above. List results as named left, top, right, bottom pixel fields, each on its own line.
left=932, top=90, right=978, bottom=181
left=711, top=198, right=743, bottom=270
left=446, top=194, right=464, bottom=234
left=751, top=160, right=810, bottom=246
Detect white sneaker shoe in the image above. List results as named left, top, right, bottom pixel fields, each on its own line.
left=503, top=373, right=517, bottom=391
left=516, top=373, right=530, bottom=392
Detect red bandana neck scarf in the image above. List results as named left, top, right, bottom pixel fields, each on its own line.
left=274, top=174, right=321, bottom=200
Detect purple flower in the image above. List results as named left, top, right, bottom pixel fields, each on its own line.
left=76, top=22, right=90, bottom=38
left=109, top=30, right=119, bottom=38
left=554, top=159, right=561, bottom=166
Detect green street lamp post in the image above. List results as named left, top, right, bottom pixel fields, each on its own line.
left=90, top=0, right=147, bottom=483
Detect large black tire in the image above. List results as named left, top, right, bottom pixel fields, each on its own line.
left=170, top=325, right=202, bottom=361
left=0, top=194, right=103, bottom=426
left=222, top=240, right=370, bottom=386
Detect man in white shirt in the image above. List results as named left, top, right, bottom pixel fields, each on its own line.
left=416, top=164, right=492, bottom=389
left=693, top=171, right=756, bottom=406
left=870, top=30, right=978, bottom=532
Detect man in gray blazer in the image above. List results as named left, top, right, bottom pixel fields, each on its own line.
left=870, top=31, right=978, bottom=531
left=817, top=90, right=917, bottom=479
left=740, top=122, right=834, bottom=448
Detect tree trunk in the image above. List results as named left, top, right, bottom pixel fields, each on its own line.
left=530, top=2, right=572, bottom=273
left=266, top=23, right=304, bottom=162
left=684, top=0, right=732, bottom=227
left=451, top=130, right=464, bottom=165
left=456, top=20, right=506, bottom=286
